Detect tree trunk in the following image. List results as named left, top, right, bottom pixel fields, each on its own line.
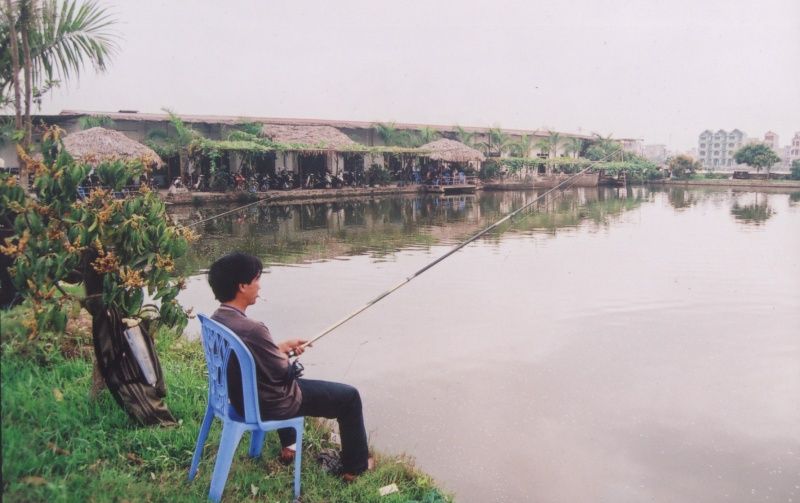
left=17, top=0, right=34, bottom=192
left=4, top=0, right=22, bottom=130
left=20, top=10, right=32, bottom=147
left=82, top=251, right=177, bottom=426
left=3, top=0, right=27, bottom=193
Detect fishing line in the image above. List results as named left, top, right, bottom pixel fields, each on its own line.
left=288, top=150, right=623, bottom=356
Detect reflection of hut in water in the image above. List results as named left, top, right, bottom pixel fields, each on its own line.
left=261, top=124, right=360, bottom=181
left=63, top=127, right=164, bottom=170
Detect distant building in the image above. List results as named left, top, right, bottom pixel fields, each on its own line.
left=618, top=138, right=644, bottom=156
left=790, top=132, right=800, bottom=165
left=697, top=129, right=747, bottom=170
left=643, top=144, right=668, bottom=164
left=760, top=131, right=794, bottom=172
left=763, top=131, right=780, bottom=150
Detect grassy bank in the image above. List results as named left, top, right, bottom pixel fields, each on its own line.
left=1, top=303, right=450, bottom=502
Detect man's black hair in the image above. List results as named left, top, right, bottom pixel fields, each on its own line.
left=208, top=252, right=263, bottom=302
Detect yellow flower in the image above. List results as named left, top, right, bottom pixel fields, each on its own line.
left=0, top=230, right=30, bottom=257
left=176, top=226, right=199, bottom=243
left=155, top=254, right=175, bottom=273
left=120, top=267, right=146, bottom=289
left=91, top=251, right=120, bottom=274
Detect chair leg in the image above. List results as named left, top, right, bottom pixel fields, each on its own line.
left=208, top=423, right=247, bottom=503
left=188, top=406, right=214, bottom=481
left=248, top=430, right=266, bottom=458
left=292, top=423, right=304, bottom=499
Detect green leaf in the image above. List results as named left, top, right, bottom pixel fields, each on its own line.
left=127, top=288, right=144, bottom=316
left=53, top=309, right=68, bottom=332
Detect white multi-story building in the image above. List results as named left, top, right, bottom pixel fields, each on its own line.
left=697, top=129, right=747, bottom=170
left=789, top=132, right=800, bottom=166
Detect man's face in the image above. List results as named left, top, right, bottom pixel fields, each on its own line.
left=239, top=274, right=261, bottom=306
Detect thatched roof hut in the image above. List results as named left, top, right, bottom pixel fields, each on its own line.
left=420, top=138, right=485, bottom=163
left=63, top=127, right=164, bottom=167
left=260, top=124, right=357, bottom=150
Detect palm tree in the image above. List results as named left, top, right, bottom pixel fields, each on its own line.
left=585, top=133, right=621, bottom=161
left=508, top=134, right=534, bottom=158
left=163, top=108, right=201, bottom=179
left=453, top=125, right=476, bottom=147
left=546, top=131, right=561, bottom=158
left=1, top=0, right=118, bottom=189
left=375, top=122, right=407, bottom=147
left=562, top=137, right=584, bottom=159
left=413, top=126, right=440, bottom=147
left=78, top=114, right=113, bottom=129
left=478, top=127, right=512, bottom=157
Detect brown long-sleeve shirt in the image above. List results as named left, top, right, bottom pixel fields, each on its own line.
left=211, top=305, right=302, bottom=419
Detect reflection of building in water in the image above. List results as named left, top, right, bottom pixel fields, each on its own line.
left=179, top=189, right=642, bottom=267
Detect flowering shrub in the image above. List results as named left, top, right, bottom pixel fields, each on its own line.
left=0, top=127, right=197, bottom=334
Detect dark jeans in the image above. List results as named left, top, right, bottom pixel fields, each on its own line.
left=277, top=378, right=369, bottom=474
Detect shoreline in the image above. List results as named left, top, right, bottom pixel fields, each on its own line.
left=649, top=179, right=800, bottom=189
left=162, top=178, right=800, bottom=206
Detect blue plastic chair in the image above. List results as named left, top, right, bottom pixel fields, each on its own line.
left=189, top=314, right=304, bottom=502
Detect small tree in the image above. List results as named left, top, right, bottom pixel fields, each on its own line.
left=668, top=154, right=702, bottom=179
left=791, top=159, right=800, bottom=180
left=733, top=144, right=781, bottom=175
left=0, top=126, right=196, bottom=423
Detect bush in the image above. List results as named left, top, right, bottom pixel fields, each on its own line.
left=366, top=163, right=391, bottom=186
left=0, top=128, right=195, bottom=334
left=479, top=161, right=501, bottom=180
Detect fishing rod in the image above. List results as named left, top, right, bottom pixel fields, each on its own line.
left=287, top=151, right=622, bottom=357
left=186, top=197, right=268, bottom=228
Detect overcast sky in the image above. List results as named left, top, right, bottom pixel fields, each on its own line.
left=39, top=0, right=800, bottom=150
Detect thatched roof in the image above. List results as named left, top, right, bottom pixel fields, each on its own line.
left=260, top=124, right=357, bottom=150
left=420, top=138, right=486, bottom=163
left=62, top=127, right=164, bottom=167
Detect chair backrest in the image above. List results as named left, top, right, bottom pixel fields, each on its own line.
left=197, top=314, right=261, bottom=423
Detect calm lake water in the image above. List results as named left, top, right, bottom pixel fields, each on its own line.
left=173, top=187, right=800, bottom=503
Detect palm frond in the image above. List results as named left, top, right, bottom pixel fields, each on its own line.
left=31, top=0, right=119, bottom=84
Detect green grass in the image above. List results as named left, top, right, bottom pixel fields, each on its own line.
left=1, top=304, right=450, bottom=503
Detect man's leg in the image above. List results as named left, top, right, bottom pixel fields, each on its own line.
left=293, top=378, right=369, bottom=474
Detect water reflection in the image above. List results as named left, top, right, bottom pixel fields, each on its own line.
left=172, top=187, right=649, bottom=273
left=730, top=193, right=775, bottom=225
left=667, top=187, right=700, bottom=210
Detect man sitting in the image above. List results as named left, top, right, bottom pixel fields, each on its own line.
left=208, top=252, right=371, bottom=480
